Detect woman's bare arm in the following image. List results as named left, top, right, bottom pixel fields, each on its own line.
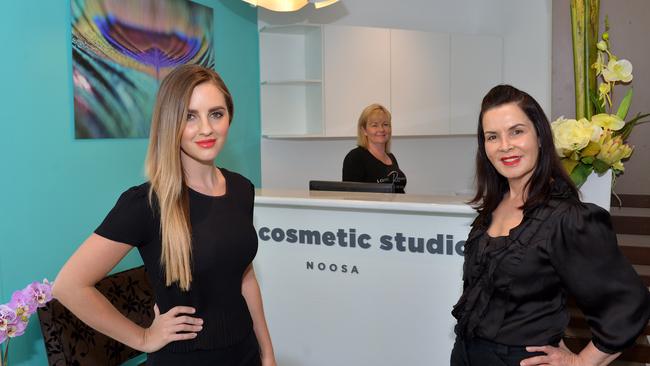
left=53, top=233, right=203, bottom=352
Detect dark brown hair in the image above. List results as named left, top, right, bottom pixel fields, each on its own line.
left=470, top=85, right=578, bottom=221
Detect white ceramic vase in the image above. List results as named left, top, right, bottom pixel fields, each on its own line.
left=579, top=170, right=612, bottom=211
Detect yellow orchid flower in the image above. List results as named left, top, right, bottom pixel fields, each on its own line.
left=602, top=58, right=633, bottom=83
left=591, top=113, right=624, bottom=131
left=597, top=82, right=611, bottom=108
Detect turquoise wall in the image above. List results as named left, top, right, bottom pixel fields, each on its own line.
left=0, top=0, right=260, bottom=364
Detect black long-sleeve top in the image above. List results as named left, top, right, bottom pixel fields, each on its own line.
left=95, top=168, right=257, bottom=353
left=342, top=146, right=407, bottom=193
left=452, top=181, right=650, bottom=353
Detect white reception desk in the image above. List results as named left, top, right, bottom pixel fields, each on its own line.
left=253, top=190, right=476, bottom=366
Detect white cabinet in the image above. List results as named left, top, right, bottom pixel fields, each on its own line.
left=259, top=25, right=323, bottom=136
left=322, top=26, right=391, bottom=137
left=259, top=24, right=503, bottom=137
left=450, top=34, right=503, bottom=134
left=390, top=29, right=450, bottom=136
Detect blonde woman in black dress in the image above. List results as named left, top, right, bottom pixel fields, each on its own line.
left=54, top=65, right=276, bottom=366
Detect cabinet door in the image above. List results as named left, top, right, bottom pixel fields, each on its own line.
left=323, top=25, right=390, bottom=137
left=450, top=34, right=503, bottom=134
left=391, top=29, right=450, bottom=136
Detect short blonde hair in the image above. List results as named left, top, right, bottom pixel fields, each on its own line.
left=356, top=103, right=392, bottom=153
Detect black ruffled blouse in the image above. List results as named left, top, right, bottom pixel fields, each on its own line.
left=452, top=183, right=650, bottom=353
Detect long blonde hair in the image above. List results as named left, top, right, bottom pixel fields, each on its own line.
left=145, top=64, right=234, bottom=291
left=356, top=103, right=392, bottom=153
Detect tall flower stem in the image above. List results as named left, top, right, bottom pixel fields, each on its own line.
left=570, top=0, right=600, bottom=120
left=586, top=0, right=599, bottom=118
left=1, top=338, right=9, bottom=366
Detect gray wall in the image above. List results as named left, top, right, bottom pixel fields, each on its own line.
left=552, top=0, right=650, bottom=194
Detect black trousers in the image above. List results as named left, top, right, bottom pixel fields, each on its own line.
left=450, top=337, right=547, bottom=366
left=147, top=330, right=261, bottom=366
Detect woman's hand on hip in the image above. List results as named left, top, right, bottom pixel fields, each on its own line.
left=520, top=344, right=592, bottom=366
left=140, top=304, right=203, bottom=353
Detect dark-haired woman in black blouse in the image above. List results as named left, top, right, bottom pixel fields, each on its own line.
left=450, top=85, right=650, bottom=366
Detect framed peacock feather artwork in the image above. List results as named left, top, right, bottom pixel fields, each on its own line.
left=71, top=0, right=214, bottom=138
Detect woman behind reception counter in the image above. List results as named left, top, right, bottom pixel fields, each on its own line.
left=342, top=103, right=407, bottom=193
left=450, top=85, right=650, bottom=365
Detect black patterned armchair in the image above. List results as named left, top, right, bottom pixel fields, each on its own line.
left=37, top=265, right=154, bottom=365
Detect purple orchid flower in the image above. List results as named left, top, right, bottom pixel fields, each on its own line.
left=9, top=290, right=36, bottom=320
left=0, top=305, right=16, bottom=332
left=24, top=281, right=53, bottom=308
left=0, top=304, right=17, bottom=344
left=0, top=279, right=53, bottom=349
left=4, top=317, right=27, bottom=338
left=7, top=280, right=53, bottom=320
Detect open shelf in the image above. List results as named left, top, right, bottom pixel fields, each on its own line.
left=260, top=24, right=323, bottom=136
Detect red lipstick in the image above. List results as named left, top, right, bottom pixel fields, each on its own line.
left=501, top=156, right=521, bottom=166
left=196, top=139, right=216, bottom=148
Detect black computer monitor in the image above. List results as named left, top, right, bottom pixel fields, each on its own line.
left=309, top=180, right=396, bottom=193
